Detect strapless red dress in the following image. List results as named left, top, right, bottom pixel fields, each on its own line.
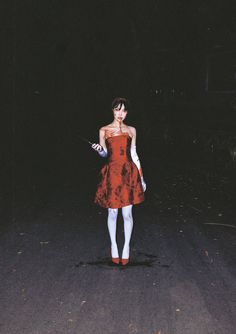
left=94, top=134, right=145, bottom=208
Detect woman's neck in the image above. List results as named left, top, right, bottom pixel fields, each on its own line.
left=112, top=120, right=124, bottom=128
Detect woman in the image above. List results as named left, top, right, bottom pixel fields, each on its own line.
left=92, top=97, right=146, bottom=265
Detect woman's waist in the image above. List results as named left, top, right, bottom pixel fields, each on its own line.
left=108, top=156, right=132, bottom=163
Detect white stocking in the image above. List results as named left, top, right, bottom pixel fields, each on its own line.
left=121, top=205, right=133, bottom=259
left=107, top=208, right=119, bottom=258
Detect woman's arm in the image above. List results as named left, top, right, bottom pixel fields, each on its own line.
left=130, top=127, right=146, bottom=191
left=99, top=128, right=107, bottom=152
left=91, top=127, right=108, bottom=157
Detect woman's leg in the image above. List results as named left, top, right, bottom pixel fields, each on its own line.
left=121, top=205, right=133, bottom=260
left=107, top=208, right=119, bottom=258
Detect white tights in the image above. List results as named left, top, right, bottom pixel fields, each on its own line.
left=107, top=205, right=133, bottom=259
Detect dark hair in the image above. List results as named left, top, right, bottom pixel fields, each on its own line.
left=111, top=97, right=130, bottom=111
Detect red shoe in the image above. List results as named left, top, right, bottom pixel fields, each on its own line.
left=112, top=257, right=120, bottom=265
left=110, top=249, right=120, bottom=264
left=121, top=258, right=129, bottom=266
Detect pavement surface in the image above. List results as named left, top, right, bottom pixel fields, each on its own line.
left=1, top=168, right=236, bottom=334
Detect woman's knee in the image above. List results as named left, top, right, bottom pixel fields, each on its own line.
left=122, top=207, right=133, bottom=221
left=108, top=208, right=118, bottom=218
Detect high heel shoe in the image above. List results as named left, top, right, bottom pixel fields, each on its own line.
left=121, top=258, right=129, bottom=266
left=111, top=248, right=120, bottom=264
left=112, top=257, right=120, bottom=264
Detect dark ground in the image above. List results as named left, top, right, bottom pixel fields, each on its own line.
left=1, top=139, right=236, bottom=334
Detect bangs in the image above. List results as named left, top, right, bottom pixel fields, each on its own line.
left=112, top=97, right=129, bottom=111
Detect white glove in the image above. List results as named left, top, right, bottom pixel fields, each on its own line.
left=141, top=176, right=146, bottom=192
left=91, top=143, right=108, bottom=158
left=131, top=146, right=146, bottom=191
left=130, top=145, right=141, bottom=171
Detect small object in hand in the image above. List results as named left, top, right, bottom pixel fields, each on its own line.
left=77, top=134, right=93, bottom=145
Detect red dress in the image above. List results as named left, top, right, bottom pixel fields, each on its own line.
left=94, top=134, right=145, bottom=208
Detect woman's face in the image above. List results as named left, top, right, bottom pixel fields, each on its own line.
left=113, top=104, right=127, bottom=123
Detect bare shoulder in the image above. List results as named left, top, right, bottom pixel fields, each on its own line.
left=99, top=126, right=108, bottom=134
left=127, top=125, right=136, bottom=136
left=100, top=124, right=113, bottom=131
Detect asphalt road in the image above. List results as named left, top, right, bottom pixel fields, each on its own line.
left=1, top=178, right=235, bottom=334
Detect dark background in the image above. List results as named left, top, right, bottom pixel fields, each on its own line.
left=1, top=0, right=236, bottom=222
left=1, top=3, right=236, bottom=333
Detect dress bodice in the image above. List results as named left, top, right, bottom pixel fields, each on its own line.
left=106, top=134, right=132, bottom=162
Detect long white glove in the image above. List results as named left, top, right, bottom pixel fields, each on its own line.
left=130, top=146, right=146, bottom=192
left=92, top=143, right=108, bottom=158
left=140, top=176, right=147, bottom=192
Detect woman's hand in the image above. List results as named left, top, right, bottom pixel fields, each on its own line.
left=92, top=143, right=103, bottom=152
left=92, top=143, right=108, bottom=158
